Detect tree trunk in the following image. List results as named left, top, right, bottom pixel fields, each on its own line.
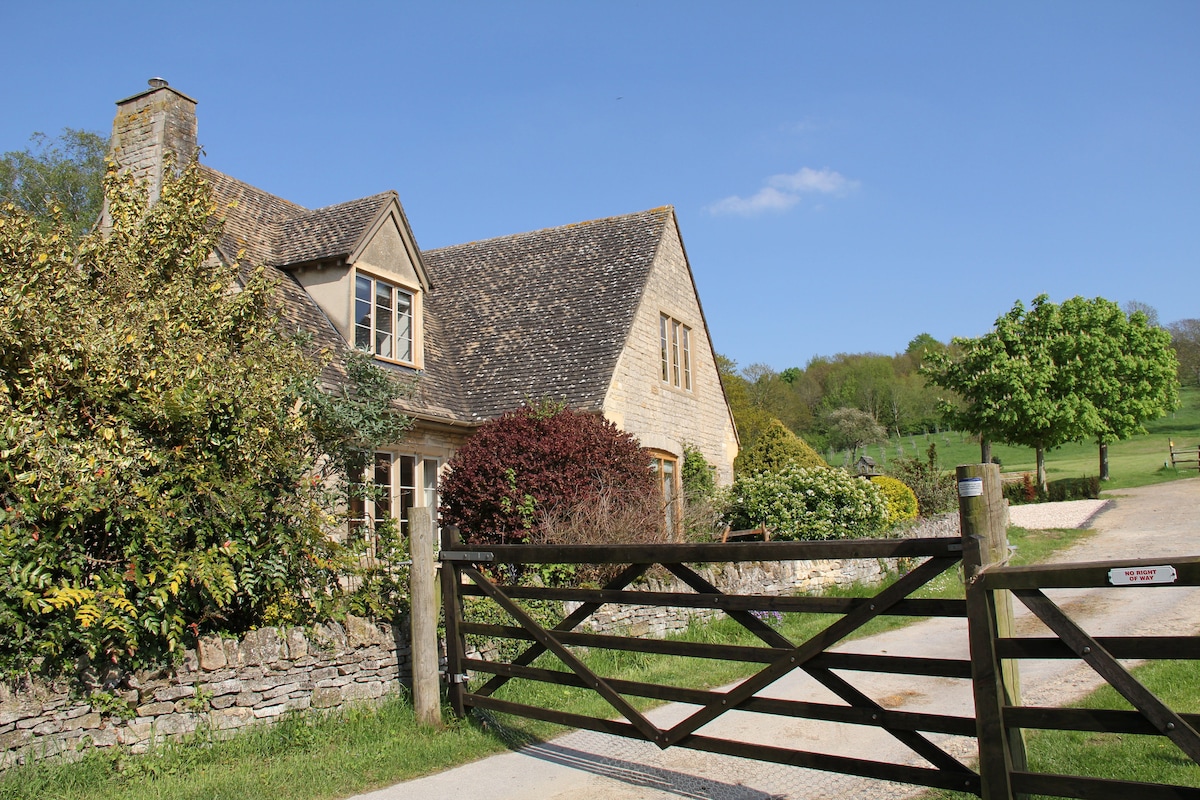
left=1098, top=441, right=1110, bottom=481
left=980, top=438, right=992, bottom=465
left=1036, top=447, right=1047, bottom=495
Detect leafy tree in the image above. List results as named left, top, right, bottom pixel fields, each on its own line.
left=439, top=403, right=656, bottom=545
left=0, top=161, right=410, bottom=675
left=0, top=129, right=106, bottom=239
left=923, top=295, right=1177, bottom=488
left=1055, top=297, right=1177, bottom=480
left=922, top=296, right=1087, bottom=491
left=1168, top=319, right=1200, bottom=386
left=735, top=419, right=826, bottom=475
left=824, top=407, right=886, bottom=464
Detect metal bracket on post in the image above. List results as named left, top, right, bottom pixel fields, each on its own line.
left=447, top=672, right=470, bottom=684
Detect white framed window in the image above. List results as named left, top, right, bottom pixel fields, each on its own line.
left=348, top=451, right=393, bottom=538
left=355, top=274, right=413, bottom=363
left=351, top=453, right=439, bottom=538
left=660, top=314, right=692, bottom=391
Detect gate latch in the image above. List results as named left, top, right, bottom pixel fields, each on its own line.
left=447, top=672, right=470, bottom=684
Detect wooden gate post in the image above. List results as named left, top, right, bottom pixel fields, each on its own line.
left=439, top=525, right=468, bottom=718
left=959, top=463, right=1027, bottom=800
left=409, top=506, right=442, bottom=727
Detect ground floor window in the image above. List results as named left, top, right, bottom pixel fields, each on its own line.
left=650, top=453, right=681, bottom=540
left=349, top=453, right=440, bottom=538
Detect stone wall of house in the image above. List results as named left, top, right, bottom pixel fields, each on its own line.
left=0, top=616, right=408, bottom=768
left=603, top=212, right=739, bottom=485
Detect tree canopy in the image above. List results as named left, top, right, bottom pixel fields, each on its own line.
left=923, top=295, right=1177, bottom=487
left=0, top=128, right=107, bottom=240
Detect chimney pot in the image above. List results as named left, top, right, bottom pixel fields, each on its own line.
left=148, top=77, right=169, bottom=89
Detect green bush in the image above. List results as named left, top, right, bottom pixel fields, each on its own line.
left=886, top=443, right=958, bottom=516
left=870, top=475, right=918, bottom=525
left=735, top=419, right=826, bottom=475
left=1048, top=476, right=1101, bottom=502
left=726, top=466, right=888, bottom=540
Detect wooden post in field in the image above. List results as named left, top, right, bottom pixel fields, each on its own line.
left=409, top=506, right=441, bottom=727
left=959, top=463, right=1027, bottom=800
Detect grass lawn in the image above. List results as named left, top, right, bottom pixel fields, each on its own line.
left=852, top=386, right=1200, bottom=491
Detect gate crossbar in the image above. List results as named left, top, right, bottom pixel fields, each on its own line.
left=443, top=537, right=978, bottom=791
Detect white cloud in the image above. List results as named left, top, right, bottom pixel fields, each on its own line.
left=769, top=167, right=858, bottom=196
left=707, top=166, right=859, bottom=217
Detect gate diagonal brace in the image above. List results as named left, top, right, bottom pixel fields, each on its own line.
left=665, top=560, right=972, bottom=774
left=462, top=566, right=662, bottom=744
left=1013, top=588, right=1200, bottom=764
left=472, top=562, right=650, bottom=700
left=659, top=556, right=962, bottom=750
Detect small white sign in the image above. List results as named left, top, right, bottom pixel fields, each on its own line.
left=1108, top=565, right=1178, bottom=586
left=957, top=477, right=984, bottom=498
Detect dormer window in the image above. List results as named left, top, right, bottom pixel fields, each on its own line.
left=355, top=274, right=413, bottom=363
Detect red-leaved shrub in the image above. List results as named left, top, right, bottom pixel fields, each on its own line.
left=439, top=404, right=657, bottom=545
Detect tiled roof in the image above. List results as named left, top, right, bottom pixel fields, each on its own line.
left=272, top=193, right=396, bottom=267
left=199, top=166, right=469, bottom=421
left=198, top=167, right=670, bottom=426
left=423, top=208, right=672, bottom=420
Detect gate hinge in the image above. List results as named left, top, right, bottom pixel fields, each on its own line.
left=447, top=672, right=470, bottom=684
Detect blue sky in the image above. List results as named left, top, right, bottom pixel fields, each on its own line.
left=3, top=1, right=1197, bottom=372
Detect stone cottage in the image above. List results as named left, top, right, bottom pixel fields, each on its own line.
left=106, top=79, right=739, bottom=531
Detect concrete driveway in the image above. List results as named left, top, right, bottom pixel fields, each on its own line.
left=351, top=478, right=1200, bottom=800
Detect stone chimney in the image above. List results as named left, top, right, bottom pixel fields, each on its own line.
left=107, top=78, right=198, bottom=208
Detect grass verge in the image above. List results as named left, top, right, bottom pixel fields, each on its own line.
left=918, top=658, right=1200, bottom=798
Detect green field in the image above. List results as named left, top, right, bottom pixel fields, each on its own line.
left=849, top=385, right=1200, bottom=491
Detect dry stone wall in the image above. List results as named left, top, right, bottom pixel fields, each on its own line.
left=2, top=516, right=960, bottom=767
left=0, top=616, right=409, bottom=768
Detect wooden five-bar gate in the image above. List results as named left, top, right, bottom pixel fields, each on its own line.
left=436, top=465, right=1200, bottom=799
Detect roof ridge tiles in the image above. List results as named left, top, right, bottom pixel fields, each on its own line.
left=424, top=205, right=672, bottom=254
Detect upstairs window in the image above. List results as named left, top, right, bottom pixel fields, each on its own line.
left=356, top=274, right=413, bottom=363
left=660, top=314, right=692, bottom=391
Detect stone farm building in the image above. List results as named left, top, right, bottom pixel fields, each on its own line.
left=107, top=80, right=739, bottom=532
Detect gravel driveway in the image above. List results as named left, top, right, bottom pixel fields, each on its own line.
left=354, top=478, right=1200, bottom=800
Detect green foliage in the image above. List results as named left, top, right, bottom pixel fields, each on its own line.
left=87, top=690, right=136, bottom=721
left=886, top=443, right=958, bottom=516
left=681, top=442, right=716, bottom=500
left=0, top=160, right=412, bottom=675
left=0, top=129, right=107, bottom=240
left=824, top=407, right=887, bottom=462
left=735, top=419, right=826, bottom=475
left=870, top=475, right=918, bottom=525
left=726, top=466, right=888, bottom=540
left=923, top=294, right=1178, bottom=487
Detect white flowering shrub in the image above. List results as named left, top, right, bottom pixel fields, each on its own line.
left=727, top=466, right=888, bottom=540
